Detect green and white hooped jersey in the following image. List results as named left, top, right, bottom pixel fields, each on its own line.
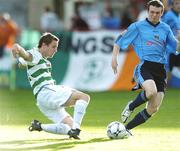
left=26, top=48, right=55, bottom=96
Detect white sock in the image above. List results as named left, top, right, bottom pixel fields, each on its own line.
left=72, top=100, right=88, bottom=129
left=41, top=123, right=71, bottom=135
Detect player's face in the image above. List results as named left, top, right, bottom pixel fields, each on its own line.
left=148, top=5, right=163, bottom=24
left=44, top=40, right=58, bottom=58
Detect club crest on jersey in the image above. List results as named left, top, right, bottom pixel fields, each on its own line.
left=154, top=35, right=159, bottom=40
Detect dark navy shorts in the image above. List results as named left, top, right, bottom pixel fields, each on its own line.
left=133, top=60, right=167, bottom=92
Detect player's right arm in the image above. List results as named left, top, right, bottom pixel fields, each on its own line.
left=111, top=23, right=138, bottom=74
left=111, top=30, right=127, bottom=74
left=111, top=44, right=120, bottom=74
left=12, top=43, right=32, bottom=61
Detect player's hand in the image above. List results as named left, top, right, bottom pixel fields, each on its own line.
left=11, top=44, right=20, bottom=58
left=111, top=57, right=118, bottom=74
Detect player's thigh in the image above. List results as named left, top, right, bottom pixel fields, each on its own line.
left=37, top=85, right=73, bottom=109
left=37, top=103, right=71, bottom=123
left=142, top=79, right=157, bottom=97
left=134, top=63, right=157, bottom=97
left=133, top=62, right=153, bottom=86
left=64, top=90, right=90, bottom=107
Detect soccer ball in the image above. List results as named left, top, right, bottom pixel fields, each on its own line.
left=107, top=121, right=128, bottom=139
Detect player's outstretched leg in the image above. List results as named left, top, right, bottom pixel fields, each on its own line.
left=29, top=119, right=76, bottom=139
left=121, top=91, right=148, bottom=123
left=125, top=108, right=151, bottom=130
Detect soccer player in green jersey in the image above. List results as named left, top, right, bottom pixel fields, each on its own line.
left=11, top=32, right=90, bottom=139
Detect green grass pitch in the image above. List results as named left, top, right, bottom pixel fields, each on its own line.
left=0, top=88, right=180, bottom=151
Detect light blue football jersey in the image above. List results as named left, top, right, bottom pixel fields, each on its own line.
left=115, top=19, right=178, bottom=64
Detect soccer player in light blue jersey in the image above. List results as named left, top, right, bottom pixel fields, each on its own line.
left=11, top=33, right=90, bottom=139
left=111, top=0, right=180, bottom=135
left=162, top=0, right=180, bottom=73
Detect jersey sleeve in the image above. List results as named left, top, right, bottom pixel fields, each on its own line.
left=115, top=23, right=138, bottom=50
left=26, top=48, right=41, bottom=65
left=166, top=28, right=178, bottom=53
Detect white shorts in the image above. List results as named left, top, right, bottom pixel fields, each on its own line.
left=36, top=85, right=73, bottom=123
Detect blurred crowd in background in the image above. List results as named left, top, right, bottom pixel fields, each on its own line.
left=0, top=0, right=179, bottom=89
left=0, top=0, right=174, bottom=54
left=0, top=0, right=172, bottom=32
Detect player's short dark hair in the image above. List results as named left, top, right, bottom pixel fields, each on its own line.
left=38, top=32, right=59, bottom=48
left=147, top=0, right=164, bottom=11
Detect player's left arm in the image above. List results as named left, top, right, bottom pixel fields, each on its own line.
left=12, top=43, right=32, bottom=61
left=166, top=28, right=180, bottom=53
left=12, top=43, right=33, bottom=69
left=177, top=31, right=180, bottom=52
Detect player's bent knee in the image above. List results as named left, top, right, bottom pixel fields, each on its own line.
left=82, top=93, right=90, bottom=103
left=146, top=89, right=157, bottom=99
left=143, top=80, right=157, bottom=99
left=74, top=91, right=90, bottom=103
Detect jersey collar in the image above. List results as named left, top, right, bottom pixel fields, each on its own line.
left=146, top=18, right=160, bottom=27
